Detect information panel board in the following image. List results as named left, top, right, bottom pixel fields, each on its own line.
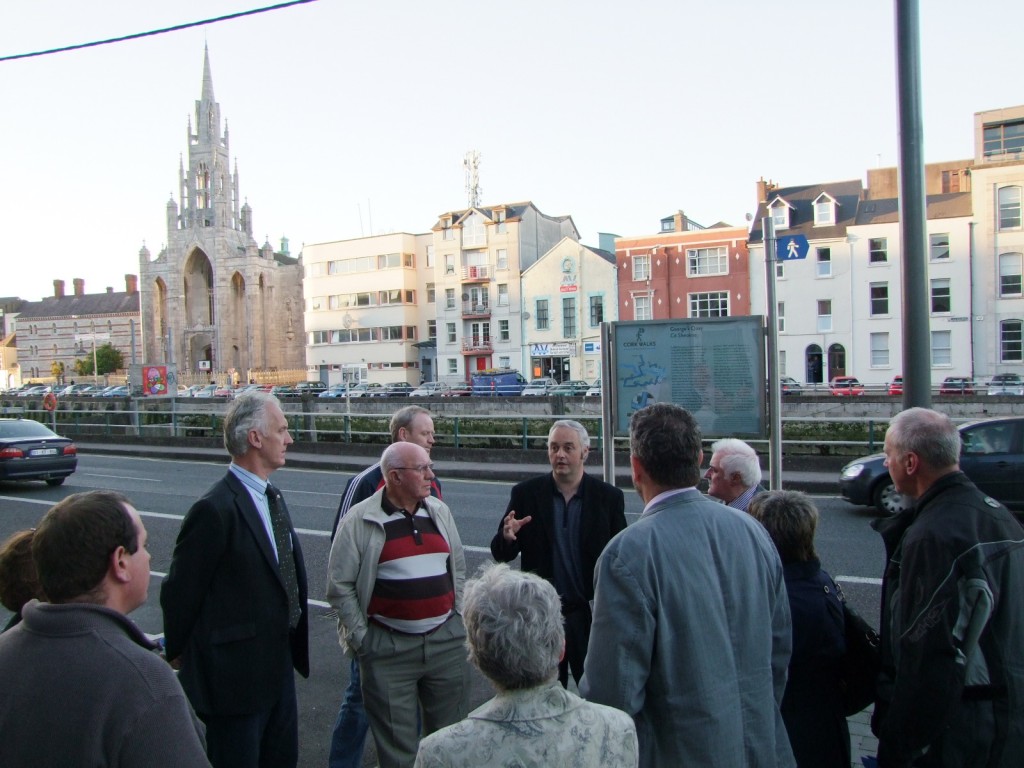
left=609, top=316, right=766, bottom=438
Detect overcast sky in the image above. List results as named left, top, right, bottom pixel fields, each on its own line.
left=2, top=0, right=1020, bottom=302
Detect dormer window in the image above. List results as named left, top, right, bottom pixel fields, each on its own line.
left=813, top=193, right=837, bottom=226
left=769, top=198, right=791, bottom=230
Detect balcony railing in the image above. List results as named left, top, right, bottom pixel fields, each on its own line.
left=462, top=265, right=490, bottom=281
left=462, top=302, right=491, bottom=318
left=461, top=337, right=492, bottom=353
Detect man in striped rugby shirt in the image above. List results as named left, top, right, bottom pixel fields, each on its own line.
left=327, top=441, right=469, bottom=768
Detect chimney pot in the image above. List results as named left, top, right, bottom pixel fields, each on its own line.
left=53, top=280, right=65, bottom=298
left=73, top=278, right=85, bottom=296
left=125, top=274, right=138, bottom=294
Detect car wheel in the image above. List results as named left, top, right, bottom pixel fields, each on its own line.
left=872, top=478, right=909, bottom=516
left=45, top=477, right=66, bottom=486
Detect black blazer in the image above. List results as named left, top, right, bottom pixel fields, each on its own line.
left=161, top=472, right=309, bottom=716
left=490, top=472, right=626, bottom=602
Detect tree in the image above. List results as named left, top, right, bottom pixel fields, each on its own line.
left=73, top=343, right=124, bottom=376
left=50, top=361, right=66, bottom=384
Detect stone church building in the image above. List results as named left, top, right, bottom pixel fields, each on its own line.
left=139, top=47, right=304, bottom=377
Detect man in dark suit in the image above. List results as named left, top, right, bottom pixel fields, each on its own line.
left=161, top=391, right=309, bottom=768
left=491, top=419, right=626, bottom=687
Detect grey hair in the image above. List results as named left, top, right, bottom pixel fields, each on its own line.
left=390, top=405, right=432, bottom=442
left=887, top=407, right=960, bottom=469
left=463, top=562, right=564, bottom=690
left=711, top=438, right=762, bottom=487
left=747, top=490, right=818, bottom=565
left=548, top=419, right=589, bottom=449
left=223, top=391, right=279, bottom=458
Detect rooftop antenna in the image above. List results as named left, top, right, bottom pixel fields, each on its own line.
left=464, top=150, right=482, bottom=208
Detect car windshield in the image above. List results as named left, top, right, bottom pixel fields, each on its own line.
left=0, top=420, right=57, bottom=438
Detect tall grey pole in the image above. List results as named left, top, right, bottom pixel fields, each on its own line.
left=600, top=321, right=615, bottom=484
left=763, top=218, right=783, bottom=489
left=895, top=0, right=932, bottom=408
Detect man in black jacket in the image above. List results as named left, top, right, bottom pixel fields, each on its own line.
left=872, top=407, right=1024, bottom=767
left=491, top=419, right=626, bottom=686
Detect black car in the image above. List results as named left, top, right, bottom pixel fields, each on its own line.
left=381, top=382, right=415, bottom=397
left=839, top=416, right=1024, bottom=515
left=0, top=418, right=78, bottom=486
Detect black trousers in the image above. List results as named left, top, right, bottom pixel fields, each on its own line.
left=559, top=603, right=592, bottom=688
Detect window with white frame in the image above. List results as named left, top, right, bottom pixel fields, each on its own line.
left=426, top=244, right=435, bottom=267
left=498, top=355, right=510, bottom=368
left=776, top=262, right=785, bottom=279
left=779, top=350, right=787, bottom=377
left=931, top=330, right=952, bottom=366
left=931, top=278, right=951, bottom=313
left=770, top=202, right=789, bottom=229
left=1000, top=319, right=1023, bottom=362
left=984, top=120, right=1024, bottom=158
left=426, top=283, right=435, bottom=303
left=428, top=320, right=436, bottom=340
left=536, top=299, right=549, bottom=330
left=446, top=323, right=457, bottom=343
left=381, top=326, right=404, bottom=341
left=686, top=246, right=728, bottom=276
left=632, top=254, right=651, bottom=281
left=1000, top=253, right=1023, bottom=297
left=447, top=358, right=458, bottom=374
left=633, top=294, right=652, bottom=321
left=813, top=196, right=835, bottom=226
left=870, top=283, right=889, bottom=316
left=444, top=254, right=455, bottom=274
left=816, top=247, right=831, bottom=277
left=589, top=295, right=603, bottom=326
left=869, top=238, right=888, bottom=263
left=462, top=213, right=486, bottom=247
left=999, top=186, right=1022, bottom=230
left=496, top=249, right=508, bottom=270
left=494, top=209, right=507, bottom=234
left=777, top=301, right=785, bottom=333
left=563, top=297, right=577, bottom=337
left=689, top=291, right=729, bottom=317
left=870, top=332, right=890, bottom=367
left=445, top=288, right=456, bottom=309
left=499, top=319, right=510, bottom=341
left=442, top=226, right=455, bottom=241
left=929, top=233, right=950, bottom=260
left=817, top=300, right=832, bottom=332
left=497, top=284, right=508, bottom=306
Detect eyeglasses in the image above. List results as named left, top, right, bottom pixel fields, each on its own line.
left=394, top=464, right=434, bottom=474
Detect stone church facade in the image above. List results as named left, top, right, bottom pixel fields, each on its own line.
left=139, top=47, right=304, bottom=377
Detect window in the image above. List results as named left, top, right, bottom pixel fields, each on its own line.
left=633, top=294, right=652, bottom=321
left=984, top=120, right=1024, bottom=158
left=496, top=249, right=508, bottom=270
left=446, top=323, right=457, bottom=343
left=428, top=320, right=437, bottom=340
left=941, top=170, right=965, bottom=194
left=495, top=210, right=507, bottom=235
left=929, top=233, right=950, bottom=260
left=426, top=283, right=435, bottom=303
left=632, top=254, right=651, bottom=281
left=563, top=298, right=577, bottom=337
left=425, top=245, right=435, bottom=267
left=777, top=301, right=785, bottom=333
left=406, top=326, right=417, bottom=340
left=462, top=213, right=486, bottom=247
left=776, top=262, right=785, bottom=279
left=870, top=283, right=889, bottom=316
left=442, top=226, right=455, bottom=241
left=379, top=289, right=407, bottom=305
left=816, top=248, right=831, bottom=277
left=931, top=278, right=951, bottom=313
left=689, top=291, right=729, bottom=318
left=378, top=253, right=402, bottom=269
left=381, top=326, right=403, bottom=341
left=687, top=246, right=727, bottom=276
left=498, top=355, right=510, bottom=368
left=447, top=358, right=458, bottom=374
left=999, top=186, right=1022, bottom=230
left=1000, top=320, right=1023, bottom=362
left=536, top=299, right=549, bottom=330
left=813, top=196, right=835, bottom=226
left=779, top=350, right=787, bottom=377
left=499, top=319, right=510, bottom=341
left=589, top=295, right=604, bottom=326
left=444, top=254, right=455, bottom=274
left=497, top=284, right=508, bottom=306
left=817, top=300, right=832, bottom=332
left=770, top=202, right=789, bottom=229
left=445, top=288, right=456, bottom=309
left=869, top=238, right=888, bottom=264
left=931, top=330, right=952, bottom=366
left=870, top=333, right=890, bottom=367
left=1000, top=253, right=1023, bottom=297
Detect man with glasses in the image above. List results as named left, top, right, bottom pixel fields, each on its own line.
left=327, top=441, right=469, bottom=768
left=327, top=405, right=441, bottom=768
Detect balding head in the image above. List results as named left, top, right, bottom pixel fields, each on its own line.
left=381, top=441, right=435, bottom=508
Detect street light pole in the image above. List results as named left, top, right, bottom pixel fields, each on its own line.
left=91, top=322, right=99, bottom=385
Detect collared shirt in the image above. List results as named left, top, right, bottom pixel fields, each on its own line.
left=550, top=477, right=586, bottom=606
left=641, top=487, right=700, bottom=518
left=727, top=484, right=761, bottom=513
left=229, top=463, right=278, bottom=561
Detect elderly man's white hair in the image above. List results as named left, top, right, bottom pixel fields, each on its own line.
left=710, top=438, right=762, bottom=487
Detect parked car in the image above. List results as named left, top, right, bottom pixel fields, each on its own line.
left=780, top=376, right=803, bottom=396
left=441, top=382, right=473, bottom=397
left=887, top=376, right=903, bottom=396
left=269, top=385, right=297, bottom=398
left=381, top=382, right=415, bottom=397
left=410, top=382, right=451, bottom=397
left=839, top=416, right=1024, bottom=516
left=17, top=385, right=50, bottom=398
left=213, top=385, right=236, bottom=397
left=521, top=377, right=558, bottom=396
left=829, top=376, right=865, bottom=396
left=318, top=384, right=351, bottom=398
left=347, top=383, right=385, bottom=398
left=60, top=383, right=97, bottom=396
left=939, top=376, right=975, bottom=395
left=191, top=384, right=218, bottom=398
left=585, top=378, right=602, bottom=397
left=0, top=418, right=78, bottom=486
left=548, top=380, right=590, bottom=396
left=470, top=369, right=528, bottom=396
left=294, top=381, right=328, bottom=396
left=987, top=373, right=1024, bottom=396
left=99, top=385, right=130, bottom=397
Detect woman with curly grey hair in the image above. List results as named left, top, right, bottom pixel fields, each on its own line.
left=415, top=563, right=638, bottom=767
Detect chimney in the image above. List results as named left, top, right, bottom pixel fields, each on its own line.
left=53, top=279, right=65, bottom=298
left=755, top=177, right=778, bottom=204
left=106, top=287, right=114, bottom=294
left=73, top=278, right=85, bottom=296
left=673, top=210, right=685, bottom=232
left=125, top=274, right=138, bottom=294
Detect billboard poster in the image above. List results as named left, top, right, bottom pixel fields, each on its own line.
left=610, top=317, right=766, bottom=438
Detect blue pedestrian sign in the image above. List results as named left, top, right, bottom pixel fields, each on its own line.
left=776, top=234, right=809, bottom=261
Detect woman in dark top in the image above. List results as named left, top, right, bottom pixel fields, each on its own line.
left=0, top=529, right=44, bottom=632
left=749, top=490, right=850, bottom=768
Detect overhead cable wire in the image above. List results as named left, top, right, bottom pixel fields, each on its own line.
left=0, top=0, right=320, bottom=62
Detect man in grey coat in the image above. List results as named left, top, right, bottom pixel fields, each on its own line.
left=581, top=403, right=794, bottom=768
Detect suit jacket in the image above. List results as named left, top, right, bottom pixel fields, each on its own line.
left=490, top=472, right=626, bottom=602
left=161, top=471, right=309, bottom=716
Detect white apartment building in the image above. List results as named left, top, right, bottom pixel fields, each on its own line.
left=521, top=237, right=618, bottom=383
left=302, top=232, right=432, bottom=385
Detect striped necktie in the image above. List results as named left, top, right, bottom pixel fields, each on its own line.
left=266, top=483, right=302, bottom=629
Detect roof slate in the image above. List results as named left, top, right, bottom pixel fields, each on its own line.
left=14, top=292, right=140, bottom=319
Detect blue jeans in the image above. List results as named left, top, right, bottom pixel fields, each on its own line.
left=328, top=658, right=369, bottom=768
